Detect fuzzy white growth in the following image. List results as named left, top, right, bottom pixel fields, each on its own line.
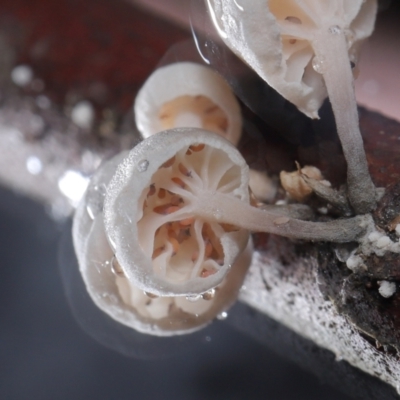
left=378, top=281, right=396, bottom=299
left=134, top=62, right=242, bottom=145
left=360, top=228, right=400, bottom=257
left=346, top=254, right=363, bottom=272
left=376, top=235, right=391, bottom=249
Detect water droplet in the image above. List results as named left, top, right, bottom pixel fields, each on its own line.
left=217, top=311, right=228, bottom=320
left=86, top=184, right=106, bottom=219
left=273, top=217, right=290, bottom=226
left=111, top=256, right=125, bottom=276
left=186, top=294, right=202, bottom=302
left=137, top=159, right=149, bottom=172
left=202, top=288, right=215, bottom=301
left=213, top=208, right=222, bottom=220
left=312, top=56, right=326, bottom=74
left=329, top=25, right=341, bottom=35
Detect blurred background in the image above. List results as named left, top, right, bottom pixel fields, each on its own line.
left=0, top=0, right=400, bottom=399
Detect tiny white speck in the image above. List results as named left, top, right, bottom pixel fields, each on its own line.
left=376, top=236, right=391, bottom=249
left=275, top=200, right=287, bottom=206
left=318, top=207, right=328, bottom=215
left=11, top=65, right=33, bottom=87
left=71, top=100, right=94, bottom=130
left=26, top=156, right=42, bottom=175
left=378, top=280, right=396, bottom=298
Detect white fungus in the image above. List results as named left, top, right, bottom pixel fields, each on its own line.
left=11, top=65, right=33, bottom=87
left=72, top=150, right=252, bottom=336
left=378, top=281, right=396, bottom=299
left=208, top=0, right=378, bottom=214
left=134, top=62, right=242, bottom=146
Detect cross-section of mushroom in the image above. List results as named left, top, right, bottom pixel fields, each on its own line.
left=134, top=62, right=242, bottom=145
left=207, top=0, right=378, bottom=214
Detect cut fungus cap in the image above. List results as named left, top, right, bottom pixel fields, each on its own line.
left=104, top=128, right=250, bottom=297
left=207, top=0, right=377, bottom=118
left=134, top=62, right=242, bottom=145
left=72, top=154, right=252, bottom=336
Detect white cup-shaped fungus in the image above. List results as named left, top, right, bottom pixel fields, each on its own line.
left=134, top=62, right=242, bottom=146
left=208, top=0, right=378, bottom=214
left=73, top=150, right=252, bottom=336
left=104, top=128, right=250, bottom=297
left=74, top=128, right=374, bottom=334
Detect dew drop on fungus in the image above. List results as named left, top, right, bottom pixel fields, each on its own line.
left=273, top=217, right=290, bottom=226
left=202, top=288, right=216, bottom=300
left=312, top=56, right=326, bottom=74
left=111, top=256, right=125, bottom=276
left=137, top=159, right=149, bottom=172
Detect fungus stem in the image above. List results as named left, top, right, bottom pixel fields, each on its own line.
left=194, top=191, right=371, bottom=243
left=312, top=29, right=376, bottom=214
